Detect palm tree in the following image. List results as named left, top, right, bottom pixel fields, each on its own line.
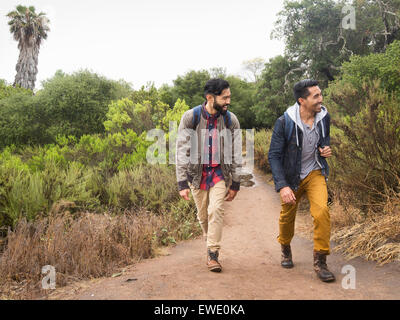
left=6, top=5, right=50, bottom=90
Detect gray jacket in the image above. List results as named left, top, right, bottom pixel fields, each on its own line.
left=176, top=105, right=242, bottom=191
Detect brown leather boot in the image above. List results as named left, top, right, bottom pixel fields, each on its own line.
left=281, top=244, right=294, bottom=268
left=313, top=251, right=336, bottom=282
left=207, top=249, right=222, bottom=273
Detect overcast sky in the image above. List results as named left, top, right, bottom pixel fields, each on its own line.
left=0, top=0, right=286, bottom=89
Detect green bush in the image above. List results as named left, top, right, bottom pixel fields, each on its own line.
left=0, top=71, right=133, bottom=150
left=0, top=80, right=32, bottom=100
left=252, top=55, right=299, bottom=129
left=104, top=98, right=169, bottom=135
left=105, top=164, right=179, bottom=213
left=0, top=156, right=99, bottom=228
left=330, top=81, right=400, bottom=212
left=254, top=129, right=273, bottom=173
left=326, top=40, right=400, bottom=117
left=37, top=70, right=132, bottom=139
left=0, top=94, right=52, bottom=149
left=65, top=130, right=151, bottom=175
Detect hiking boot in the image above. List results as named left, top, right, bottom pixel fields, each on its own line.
left=207, top=249, right=222, bottom=273
left=313, top=251, right=336, bottom=282
left=281, top=244, right=294, bottom=269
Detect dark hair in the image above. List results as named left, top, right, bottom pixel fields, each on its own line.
left=204, top=79, right=230, bottom=98
left=293, top=79, right=319, bottom=104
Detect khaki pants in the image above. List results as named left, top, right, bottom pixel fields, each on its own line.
left=277, top=170, right=331, bottom=254
left=189, top=180, right=227, bottom=252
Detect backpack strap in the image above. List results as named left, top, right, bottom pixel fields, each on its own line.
left=192, top=105, right=202, bottom=129
left=284, top=111, right=294, bottom=142
left=192, top=105, right=233, bottom=129
left=223, top=111, right=232, bottom=129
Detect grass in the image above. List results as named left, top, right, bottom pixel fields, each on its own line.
left=0, top=201, right=201, bottom=299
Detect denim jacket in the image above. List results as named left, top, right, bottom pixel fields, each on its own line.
left=268, top=103, right=331, bottom=192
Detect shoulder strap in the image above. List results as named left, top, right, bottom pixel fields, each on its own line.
left=192, top=105, right=202, bottom=129
left=284, top=112, right=294, bottom=142
left=193, top=105, right=232, bottom=129
left=223, top=111, right=232, bottom=129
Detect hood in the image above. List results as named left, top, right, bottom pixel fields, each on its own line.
left=286, top=102, right=328, bottom=147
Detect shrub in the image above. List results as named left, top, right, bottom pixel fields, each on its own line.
left=105, top=164, right=179, bottom=213
left=104, top=98, right=169, bottom=135
left=330, top=81, right=400, bottom=212
left=66, top=130, right=151, bottom=175
left=0, top=94, right=51, bottom=149
left=325, top=40, right=400, bottom=117
left=36, top=70, right=132, bottom=140
left=0, top=80, right=32, bottom=100
left=254, top=129, right=273, bottom=173
left=0, top=157, right=99, bottom=228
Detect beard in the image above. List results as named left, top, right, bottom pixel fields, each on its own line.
left=213, top=101, right=229, bottom=115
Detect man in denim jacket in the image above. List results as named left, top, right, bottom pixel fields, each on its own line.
left=268, top=79, right=335, bottom=282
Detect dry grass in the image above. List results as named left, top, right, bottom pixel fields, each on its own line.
left=0, top=207, right=164, bottom=299
left=293, top=195, right=400, bottom=265
left=332, top=212, right=400, bottom=265
left=328, top=194, right=366, bottom=230
left=332, top=195, right=400, bottom=266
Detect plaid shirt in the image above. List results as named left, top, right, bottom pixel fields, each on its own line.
left=199, top=103, right=224, bottom=191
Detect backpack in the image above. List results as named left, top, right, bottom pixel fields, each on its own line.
left=192, top=105, right=232, bottom=129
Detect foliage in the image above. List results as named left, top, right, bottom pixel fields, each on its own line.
left=254, top=130, right=273, bottom=173
left=325, top=40, right=400, bottom=117
left=272, top=0, right=400, bottom=83
left=105, top=97, right=170, bottom=135
left=0, top=93, right=51, bottom=148
left=0, top=80, right=32, bottom=100
left=171, top=70, right=211, bottom=108
left=37, top=70, right=132, bottom=139
left=252, top=55, right=301, bottom=129
left=159, top=98, right=190, bottom=132
left=330, top=81, right=400, bottom=212
left=225, top=75, right=257, bottom=129
left=0, top=70, right=132, bottom=150
left=0, top=155, right=98, bottom=228
left=105, top=164, right=179, bottom=213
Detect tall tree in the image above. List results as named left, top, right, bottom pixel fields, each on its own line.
left=252, top=55, right=301, bottom=129
left=272, top=0, right=400, bottom=84
left=7, top=5, right=50, bottom=90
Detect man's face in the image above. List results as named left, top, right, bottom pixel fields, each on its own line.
left=300, top=86, right=323, bottom=113
left=212, top=88, right=231, bottom=115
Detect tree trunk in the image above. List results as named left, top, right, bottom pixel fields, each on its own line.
left=13, top=37, right=39, bottom=90
left=320, top=67, right=335, bottom=81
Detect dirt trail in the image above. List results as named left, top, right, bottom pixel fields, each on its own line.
left=50, top=170, right=400, bottom=300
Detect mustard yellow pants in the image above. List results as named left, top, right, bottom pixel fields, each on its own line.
left=277, top=170, right=331, bottom=254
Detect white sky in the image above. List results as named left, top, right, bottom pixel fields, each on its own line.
left=0, top=0, right=286, bottom=89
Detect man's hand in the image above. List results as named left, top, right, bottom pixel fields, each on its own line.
left=280, top=187, right=296, bottom=205
left=179, top=189, right=190, bottom=201
left=319, top=146, right=332, bottom=158
left=224, top=189, right=238, bottom=202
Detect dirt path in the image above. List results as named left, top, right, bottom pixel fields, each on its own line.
left=49, top=170, right=400, bottom=300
